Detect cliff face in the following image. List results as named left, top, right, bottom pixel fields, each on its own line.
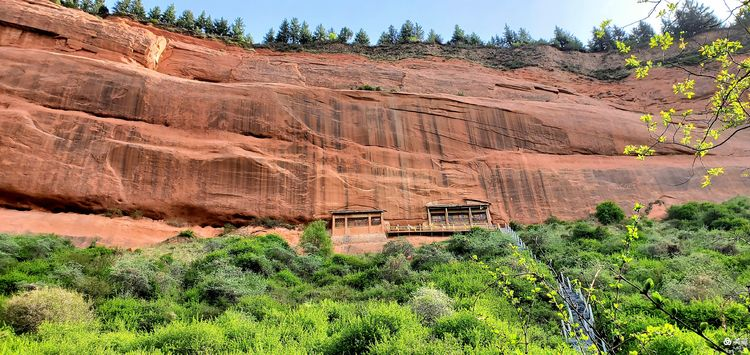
left=1, top=0, right=748, bottom=226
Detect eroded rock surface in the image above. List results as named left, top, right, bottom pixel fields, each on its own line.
left=0, top=0, right=748, bottom=229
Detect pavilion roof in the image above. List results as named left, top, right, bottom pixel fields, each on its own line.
left=331, top=209, right=385, bottom=215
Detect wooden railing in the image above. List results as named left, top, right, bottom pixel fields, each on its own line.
left=386, top=223, right=504, bottom=233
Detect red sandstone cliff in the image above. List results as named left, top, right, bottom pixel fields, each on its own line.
left=1, top=0, right=748, bottom=227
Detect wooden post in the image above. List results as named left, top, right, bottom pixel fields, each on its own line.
left=427, top=208, right=432, bottom=226
left=332, top=216, right=337, bottom=236
left=468, top=208, right=473, bottom=227
left=344, top=216, right=348, bottom=235
left=445, top=208, right=449, bottom=225
left=367, top=215, right=372, bottom=234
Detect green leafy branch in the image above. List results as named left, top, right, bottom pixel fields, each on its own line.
left=612, top=1, right=750, bottom=187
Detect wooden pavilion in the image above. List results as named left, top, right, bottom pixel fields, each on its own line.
left=426, top=199, right=492, bottom=227
left=330, top=209, right=385, bottom=237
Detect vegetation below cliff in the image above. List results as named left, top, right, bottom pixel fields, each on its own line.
left=0, top=198, right=747, bottom=353
left=520, top=196, right=750, bottom=353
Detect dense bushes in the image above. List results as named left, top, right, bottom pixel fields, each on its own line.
left=300, top=220, right=333, bottom=257
left=411, top=243, right=455, bottom=271
left=595, top=201, right=624, bottom=225
left=433, top=311, right=494, bottom=346
left=666, top=197, right=750, bottom=232
left=2, top=287, right=93, bottom=333
left=97, top=297, right=179, bottom=331
left=446, top=228, right=513, bottom=259
left=569, top=221, right=609, bottom=240
left=110, top=256, right=159, bottom=298
left=189, top=259, right=266, bottom=306
left=3, top=198, right=748, bottom=352
left=520, top=197, right=750, bottom=353
left=408, top=287, right=454, bottom=325
left=381, top=238, right=415, bottom=258
left=324, top=302, right=424, bottom=354
left=0, top=226, right=572, bottom=352
left=667, top=202, right=701, bottom=221
left=142, top=321, right=227, bottom=353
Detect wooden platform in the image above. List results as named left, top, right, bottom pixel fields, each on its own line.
left=386, top=223, right=503, bottom=237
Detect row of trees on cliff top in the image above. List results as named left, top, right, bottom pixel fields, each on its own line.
left=56, top=0, right=736, bottom=52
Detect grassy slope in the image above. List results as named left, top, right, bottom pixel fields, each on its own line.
left=0, top=230, right=570, bottom=353
left=520, top=197, right=750, bottom=354
left=0, top=198, right=747, bottom=353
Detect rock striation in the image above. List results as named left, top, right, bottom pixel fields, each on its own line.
left=0, top=0, right=748, bottom=228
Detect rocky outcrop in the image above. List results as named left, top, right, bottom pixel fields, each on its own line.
left=0, top=0, right=166, bottom=69
left=0, top=0, right=748, bottom=228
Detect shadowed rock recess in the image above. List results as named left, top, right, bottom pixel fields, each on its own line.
left=0, top=0, right=748, bottom=226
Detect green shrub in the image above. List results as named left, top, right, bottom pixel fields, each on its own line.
left=58, top=245, right=116, bottom=276
left=0, top=270, right=38, bottom=294
left=213, top=311, right=260, bottom=351
left=446, top=228, right=513, bottom=259
left=701, top=204, right=732, bottom=227
left=234, top=253, right=275, bottom=276
left=191, top=260, right=267, bottom=306
left=0, top=237, right=21, bottom=262
left=381, top=238, right=415, bottom=258
left=0, top=234, right=71, bottom=262
left=265, top=245, right=297, bottom=264
left=381, top=254, right=413, bottom=284
left=626, top=258, right=669, bottom=288
left=411, top=244, right=455, bottom=271
left=0, top=254, right=17, bottom=273
left=315, top=260, right=352, bottom=279
left=224, top=235, right=292, bottom=261
left=509, top=220, right=525, bottom=231
left=221, top=224, right=237, bottom=236
left=710, top=241, right=738, bottom=255
left=234, top=295, right=287, bottom=321
left=110, top=256, right=158, bottom=298
left=2, top=287, right=93, bottom=333
left=142, top=321, right=226, bottom=353
left=662, top=256, right=737, bottom=302
left=667, top=202, right=701, bottom=221
left=52, top=261, right=85, bottom=288
left=431, top=262, right=492, bottom=299
left=129, top=210, right=144, bottom=220
left=642, top=238, right=682, bottom=258
left=300, top=220, right=333, bottom=257
left=180, top=301, right=224, bottom=321
left=356, top=84, right=382, bottom=91
left=408, top=287, right=454, bottom=325
left=14, top=259, right=53, bottom=276
left=433, top=311, right=494, bottom=346
left=97, top=297, right=178, bottom=332
left=710, top=217, right=749, bottom=231
left=595, top=201, right=625, bottom=225
left=343, top=268, right=380, bottom=290
left=105, top=208, right=124, bottom=218
left=637, top=324, right=705, bottom=355
left=257, top=217, right=290, bottom=229
left=666, top=298, right=749, bottom=330
left=272, top=269, right=302, bottom=287
left=291, top=255, right=324, bottom=278
left=544, top=215, right=564, bottom=225
left=177, top=230, right=196, bottom=238
left=325, top=302, right=423, bottom=354
left=569, top=222, right=609, bottom=240
left=73, top=275, right=115, bottom=300
left=331, top=254, right=372, bottom=271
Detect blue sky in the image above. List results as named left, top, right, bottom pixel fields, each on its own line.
left=109, top=0, right=737, bottom=43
